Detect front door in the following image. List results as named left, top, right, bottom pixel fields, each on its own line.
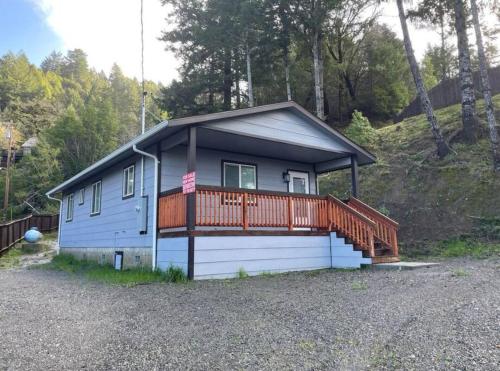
left=288, top=171, right=310, bottom=229
left=288, top=171, right=309, bottom=194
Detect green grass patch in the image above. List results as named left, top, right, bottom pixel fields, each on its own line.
left=450, top=268, right=470, bottom=277
left=0, top=247, right=23, bottom=269
left=402, top=238, right=500, bottom=260
left=41, top=253, right=187, bottom=286
left=438, top=239, right=500, bottom=258
left=351, top=281, right=368, bottom=291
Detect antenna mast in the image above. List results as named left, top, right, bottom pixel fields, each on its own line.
left=141, top=0, right=146, bottom=134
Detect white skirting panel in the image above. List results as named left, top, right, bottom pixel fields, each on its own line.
left=157, top=237, right=188, bottom=274
left=193, top=235, right=331, bottom=280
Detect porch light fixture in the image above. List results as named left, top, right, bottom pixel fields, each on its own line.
left=283, top=172, right=290, bottom=183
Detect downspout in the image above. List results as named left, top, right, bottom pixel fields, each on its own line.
left=132, top=144, right=159, bottom=270
left=46, top=194, right=63, bottom=252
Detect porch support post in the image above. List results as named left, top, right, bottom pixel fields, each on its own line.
left=350, top=154, right=359, bottom=198
left=186, top=126, right=196, bottom=280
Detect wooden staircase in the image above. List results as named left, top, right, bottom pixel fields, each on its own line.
left=328, top=195, right=400, bottom=264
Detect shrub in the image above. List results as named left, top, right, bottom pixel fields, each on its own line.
left=343, top=110, right=377, bottom=147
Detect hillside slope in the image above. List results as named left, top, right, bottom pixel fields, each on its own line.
left=320, top=95, right=500, bottom=253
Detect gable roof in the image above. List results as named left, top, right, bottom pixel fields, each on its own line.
left=47, top=101, right=375, bottom=196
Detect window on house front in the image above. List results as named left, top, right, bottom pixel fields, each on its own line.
left=66, top=194, right=74, bottom=222
left=122, top=165, right=135, bottom=198
left=91, top=181, right=102, bottom=215
left=78, top=188, right=85, bottom=205
left=223, top=162, right=257, bottom=189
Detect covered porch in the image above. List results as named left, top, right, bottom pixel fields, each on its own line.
left=157, top=119, right=399, bottom=279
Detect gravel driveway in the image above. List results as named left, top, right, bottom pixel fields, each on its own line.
left=0, top=258, right=498, bottom=370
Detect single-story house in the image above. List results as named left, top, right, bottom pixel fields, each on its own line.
left=46, top=101, right=399, bottom=280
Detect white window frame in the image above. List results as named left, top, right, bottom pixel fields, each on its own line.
left=66, top=193, right=74, bottom=222
left=223, top=162, right=257, bottom=190
left=78, top=188, right=85, bottom=205
left=122, top=165, right=135, bottom=198
left=91, top=181, right=102, bottom=216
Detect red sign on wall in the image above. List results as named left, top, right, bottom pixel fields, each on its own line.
left=182, top=171, right=196, bottom=194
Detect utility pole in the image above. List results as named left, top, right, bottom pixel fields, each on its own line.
left=3, top=122, right=14, bottom=212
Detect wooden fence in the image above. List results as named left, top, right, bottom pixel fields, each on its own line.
left=0, top=214, right=59, bottom=254
left=395, top=65, right=500, bottom=122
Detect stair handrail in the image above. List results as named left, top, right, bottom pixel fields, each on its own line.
left=346, top=197, right=399, bottom=257
left=347, top=197, right=399, bottom=228
left=327, top=195, right=376, bottom=228
left=327, top=194, right=376, bottom=256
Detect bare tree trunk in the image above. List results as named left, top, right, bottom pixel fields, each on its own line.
left=454, top=0, right=478, bottom=143
left=397, top=0, right=450, bottom=158
left=439, top=17, right=448, bottom=82
left=312, top=30, right=325, bottom=120
left=284, top=52, right=292, bottom=101
left=208, top=60, right=215, bottom=111
left=223, top=48, right=232, bottom=111
left=246, top=41, right=254, bottom=108
left=470, top=0, right=500, bottom=170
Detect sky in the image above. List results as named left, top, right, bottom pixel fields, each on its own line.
left=0, top=0, right=497, bottom=85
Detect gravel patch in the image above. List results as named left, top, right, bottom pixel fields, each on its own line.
left=0, top=258, right=498, bottom=370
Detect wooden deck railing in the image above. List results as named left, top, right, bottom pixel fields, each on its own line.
left=346, top=197, right=399, bottom=256
left=158, top=186, right=398, bottom=258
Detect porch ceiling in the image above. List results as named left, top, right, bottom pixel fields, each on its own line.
left=196, top=127, right=349, bottom=165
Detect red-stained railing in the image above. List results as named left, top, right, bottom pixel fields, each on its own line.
left=158, top=190, right=186, bottom=229
left=158, top=185, right=398, bottom=258
left=346, top=197, right=399, bottom=257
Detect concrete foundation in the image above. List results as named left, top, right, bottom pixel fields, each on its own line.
left=59, top=247, right=152, bottom=269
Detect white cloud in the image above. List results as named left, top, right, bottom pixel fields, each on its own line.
left=32, top=0, right=179, bottom=84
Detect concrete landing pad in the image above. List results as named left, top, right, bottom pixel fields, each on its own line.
left=373, top=261, right=440, bottom=270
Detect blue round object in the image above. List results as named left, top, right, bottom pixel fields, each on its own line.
left=24, top=228, right=43, bottom=243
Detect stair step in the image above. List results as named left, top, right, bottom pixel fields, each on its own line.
left=372, top=256, right=400, bottom=264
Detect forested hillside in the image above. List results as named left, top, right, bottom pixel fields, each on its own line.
left=0, top=50, right=165, bottom=216
left=320, top=95, right=500, bottom=253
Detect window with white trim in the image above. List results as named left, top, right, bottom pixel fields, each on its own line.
left=122, top=165, right=135, bottom=198
left=91, top=181, right=102, bottom=215
left=223, top=162, right=257, bottom=189
left=78, top=188, right=85, bottom=205
left=66, top=194, right=74, bottom=222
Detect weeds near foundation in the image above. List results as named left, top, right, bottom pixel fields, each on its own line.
left=40, top=254, right=187, bottom=286
left=237, top=267, right=249, bottom=279
left=259, top=271, right=277, bottom=278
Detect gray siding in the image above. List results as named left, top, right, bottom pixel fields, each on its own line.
left=60, top=154, right=155, bottom=250
left=204, top=110, right=352, bottom=152
left=161, top=146, right=317, bottom=193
